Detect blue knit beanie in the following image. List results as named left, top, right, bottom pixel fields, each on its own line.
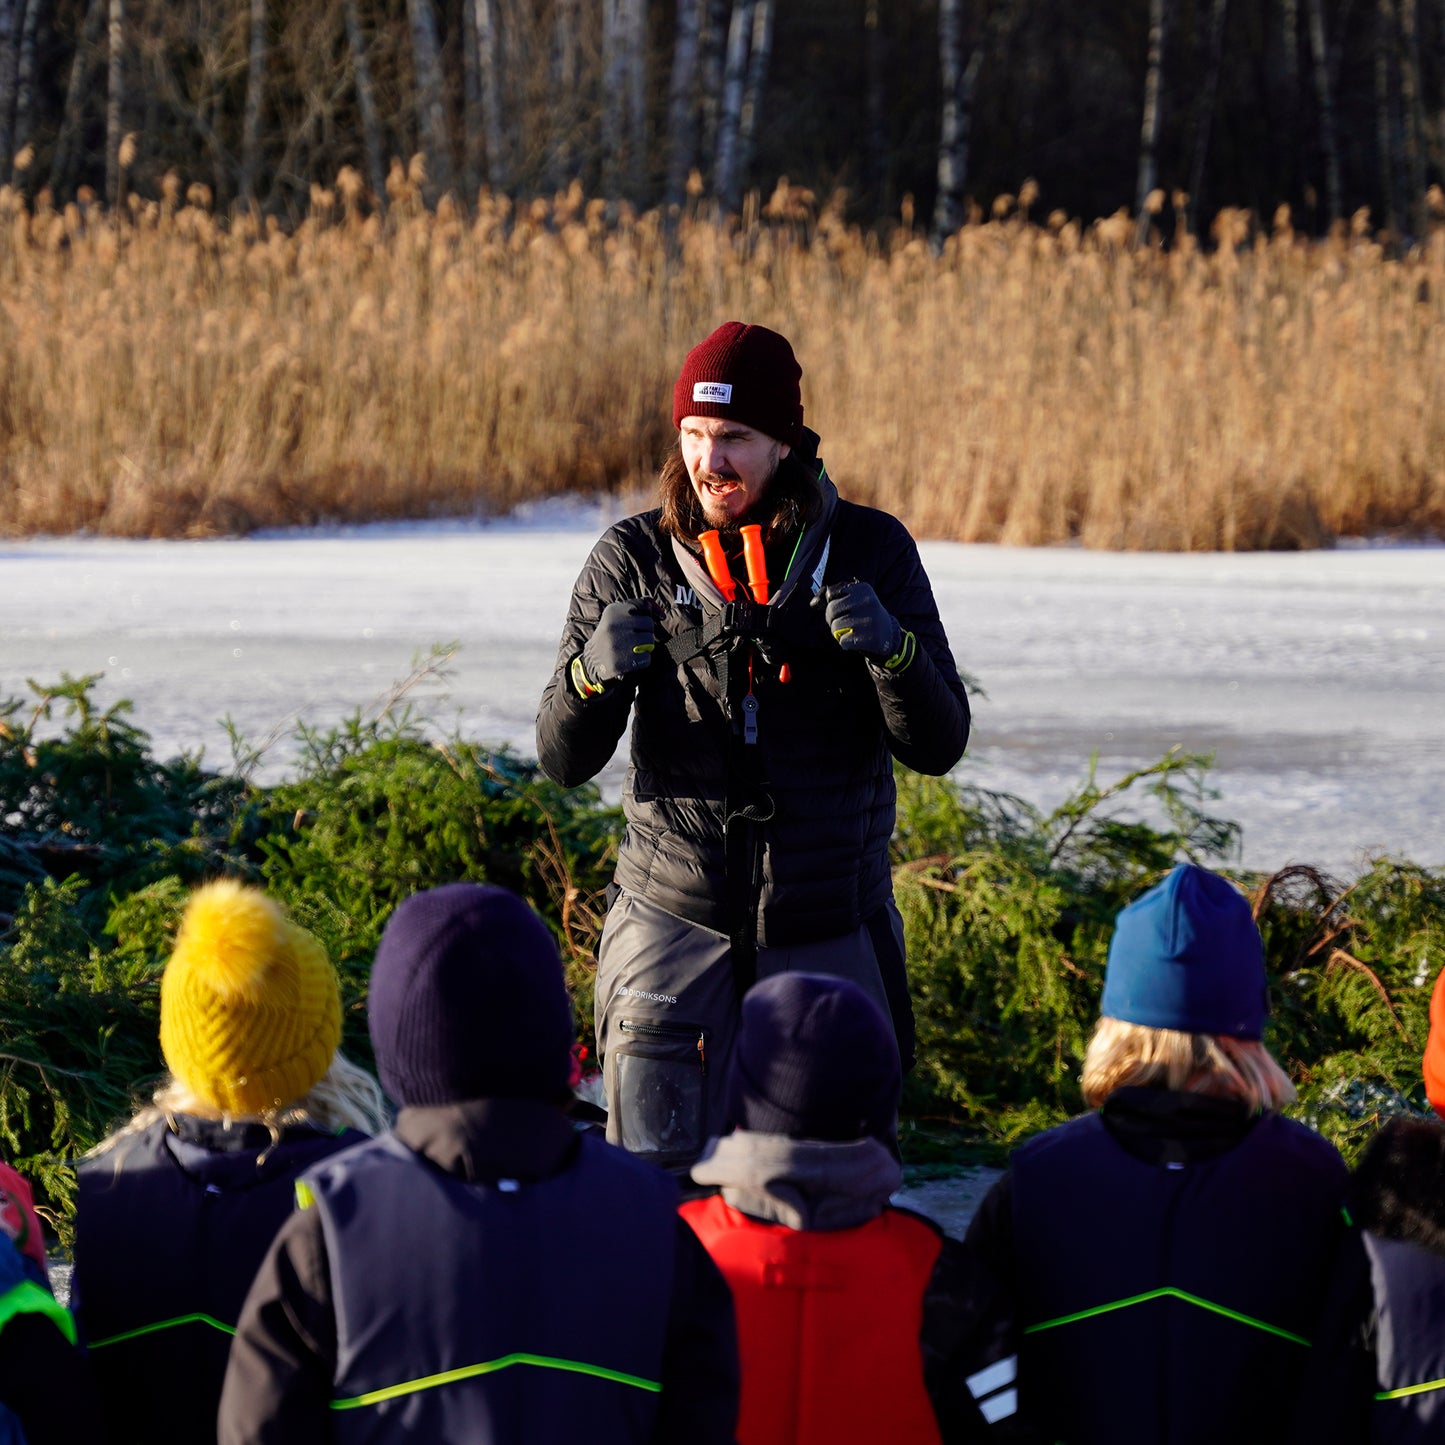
left=368, top=883, right=574, bottom=1107
left=1101, top=864, right=1268, bottom=1039
left=726, top=972, right=900, bottom=1143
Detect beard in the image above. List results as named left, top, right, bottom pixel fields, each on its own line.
left=692, top=448, right=780, bottom=532
left=657, top=441, right=823, bottom=542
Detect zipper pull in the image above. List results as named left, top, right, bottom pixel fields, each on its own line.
left=742, top=692, right=758, bottom=744
left=697, top=1032, right=707, bottom=1072
left=742, top=650, right=759, bottom=743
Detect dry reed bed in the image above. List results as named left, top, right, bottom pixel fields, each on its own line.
left=1, top=176, right=1443, bottom=549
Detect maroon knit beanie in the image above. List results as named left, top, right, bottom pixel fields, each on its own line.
left=671, top=321, right=804, bottom=448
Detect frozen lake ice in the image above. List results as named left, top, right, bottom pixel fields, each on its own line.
left=2, top=512, right=1441, bottom=878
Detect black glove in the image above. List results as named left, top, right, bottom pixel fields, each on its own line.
left=815, top=581, right=903, bottom=661
left=579, top=599, right=657, bottom=689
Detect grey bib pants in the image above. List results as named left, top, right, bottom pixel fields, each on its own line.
left=596, top=888, right=905, bottom=1169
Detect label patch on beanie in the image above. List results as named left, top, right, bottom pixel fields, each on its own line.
left=693, top=381, right=733, bottom=403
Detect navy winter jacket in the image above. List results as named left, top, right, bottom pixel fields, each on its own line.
left=1010, top=1107, right=1347, bottom=1445
left=73, top=1114, right=364, bottom=1445
left=953, top=1090, right=1348, bottom=1443
left=218, top=1097, right=740, bottom=1445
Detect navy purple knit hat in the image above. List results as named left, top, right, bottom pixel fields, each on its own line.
left=1101, top=864, right=1269, bottom=1040
left=368, top=883, right=573, bottom=1107
left=726, top=972, right=900, bottom=1143
left=672, top=321, right=804, bottom=448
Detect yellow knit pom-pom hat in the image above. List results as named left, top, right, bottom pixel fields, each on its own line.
left=159, top=879, right=341, bottom=1117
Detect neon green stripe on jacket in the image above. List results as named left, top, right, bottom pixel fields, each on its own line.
left=1376, top=1375, right=1445, bottom=1402
left=332, top=1351, right=664, bottom=1410
left=0, top=1278, right=77, bottom=1347
left=89, top=1312, right=235, bottom=1348
left=1024, top=1285, right=1310, bottom=1347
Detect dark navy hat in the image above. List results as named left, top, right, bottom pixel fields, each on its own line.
left=1101, top=864, right=1268, bottom=1040
left=368, top=883, right=573, bottom=1107
left=726, top=972, right=900, bottom=1143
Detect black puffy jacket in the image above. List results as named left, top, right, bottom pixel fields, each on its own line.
left=536, top=461, right=969, bottom=948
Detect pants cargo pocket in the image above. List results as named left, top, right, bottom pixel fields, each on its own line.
left=613, top=1018, right=709, bottom=1166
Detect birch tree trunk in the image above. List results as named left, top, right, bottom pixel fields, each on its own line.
left=475, top=0, right=507, bottom=188
left=7, top=0, right=40, bottom=182
left=462, top=0, right=483, bottom=196
left=1134, top=0, right=1169, bottom=245
left=0, top=0, right=21, bottom=176
left=1436, top=0, right=1445, bottom=188
left=240, top=0, right=266, bottom=205
left=932, top=0, right=1000, bottom=242
left=343, top=0, right=387, bottom=205
left=1187, top=0, right=1229, bottom=231
left=502, top=0, right=524, bottom=108
left=601, top=0, right=624, bottom=192
left=105, top=0, right=124, bottom=205
left=624, top=0, right=647, bottom=198
left=1275, top=0, right=1300, bottom=197
left=1376, top=0, right=1398, bottom=232
left=864, top=0, right=888, bottom=209
left=50, top=0, right=105, bottom=192
left=697, top=0, right=727, bottom=174
left=138, top=0, right=159, bottom=166
left=547, top=0, right=580, bottom=187
left=932, top=0, right=963, bottom=238
left=1280, top=0, right=1299, bottom=89
left=714, top=0, right=754, bottom=211
left=406, top=0, right=454, bottom=197
left=665, top=0, right=703, bottom=209
left=1307, top=0, right=1343, bottom=222
left=733, top=0, right=773, bottom=201
left=1398, top=0, right=1427, bottom=239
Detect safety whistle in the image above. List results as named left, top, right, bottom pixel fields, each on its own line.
left=739, top=524, right=769, bottom=604
left=697, top=530, right=737, bottom=602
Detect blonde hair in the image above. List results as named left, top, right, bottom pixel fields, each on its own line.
left=90, top=1050, right=391, bottom=1159
left=1080, top=1016, right=1296, bottom=1114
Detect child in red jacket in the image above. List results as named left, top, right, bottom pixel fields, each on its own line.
left=681, top=971, right=976, bottom=1445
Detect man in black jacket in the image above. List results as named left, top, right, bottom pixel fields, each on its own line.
left=536, top=320, right=969, bottom=1169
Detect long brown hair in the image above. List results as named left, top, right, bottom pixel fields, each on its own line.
left=657, top=440, right=825, bottom=542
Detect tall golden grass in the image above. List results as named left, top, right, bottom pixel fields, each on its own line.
left=2, top=172, right=1443, bottom=549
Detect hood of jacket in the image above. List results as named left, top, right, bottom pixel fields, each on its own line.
left=1352, top=1114, right=1445, bottom=1257
left=393, top=1097, right=583, bottom=1185
left=689, top=1128, right=901, bottom=1231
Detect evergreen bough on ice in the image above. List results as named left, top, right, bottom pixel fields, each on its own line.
left=1, top=664, right=1440, bottom=1238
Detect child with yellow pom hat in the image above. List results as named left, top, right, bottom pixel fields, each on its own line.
left=71, top=879, right=388, bottom=1445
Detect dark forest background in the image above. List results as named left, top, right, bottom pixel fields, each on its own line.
left=0, top=0, right=1442, bottom=238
